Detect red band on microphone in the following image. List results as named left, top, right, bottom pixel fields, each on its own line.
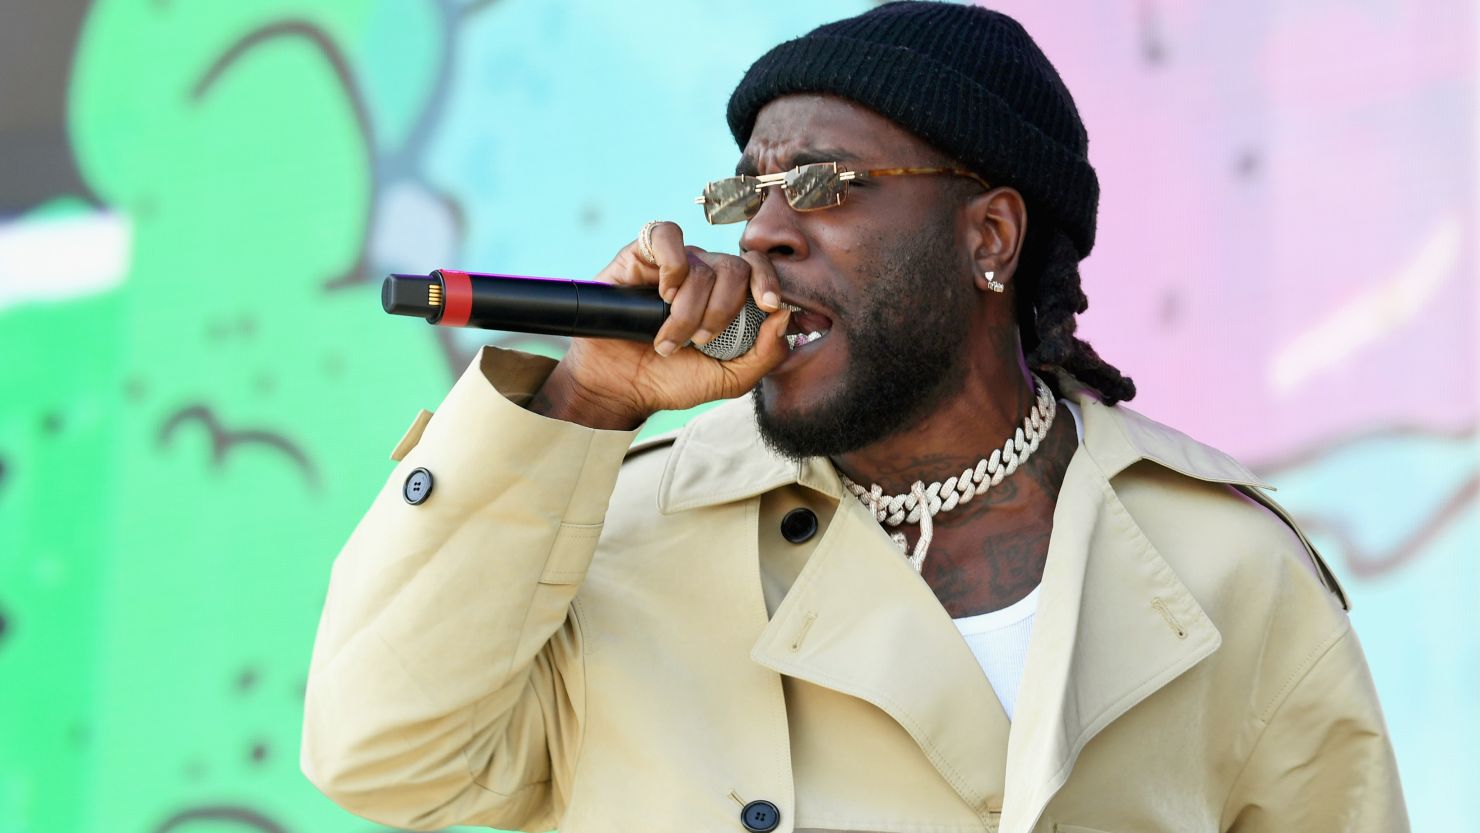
left=438, top=269, right=473, bottom=327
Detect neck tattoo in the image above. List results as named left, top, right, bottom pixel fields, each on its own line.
left=839, top=375, right=1057, bottom=573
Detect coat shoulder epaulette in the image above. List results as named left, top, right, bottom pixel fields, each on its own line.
left=1233, top=484, right=1350, bottom=611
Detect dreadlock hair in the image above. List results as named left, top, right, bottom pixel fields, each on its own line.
left=1012, top=213, right=1137, bottom=405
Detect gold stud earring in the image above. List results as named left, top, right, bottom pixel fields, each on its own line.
left=985, top=271, right=1005, bottom=293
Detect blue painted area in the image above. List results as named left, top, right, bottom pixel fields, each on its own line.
left=1271, top=431, right=1479, bottom=831
left=425, top=0, right=866, bottom=437
left=1271, top=432, right=1475, bottom=553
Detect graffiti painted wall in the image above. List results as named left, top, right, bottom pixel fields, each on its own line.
left=0, top=2, right=1473, bottom=832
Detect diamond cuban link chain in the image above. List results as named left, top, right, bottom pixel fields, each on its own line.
left=839, top=375, right=1057, bottom=570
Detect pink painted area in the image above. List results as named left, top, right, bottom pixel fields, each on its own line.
left=978, top=0, right=1477, bottom=461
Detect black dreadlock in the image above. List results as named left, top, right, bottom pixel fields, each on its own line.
left=930, top=171, right=1137, bottom=406
left=1013, top=219, right=1137, bottom=405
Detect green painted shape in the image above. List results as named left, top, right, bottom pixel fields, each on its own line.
left=0, top=3, right=452, bottom=833
left=2, top=3, right=851, bottom=832
left=0, top=289, right=125, bottom=833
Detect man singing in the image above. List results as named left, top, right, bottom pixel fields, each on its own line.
left=300, top=3, right=1407, bottom=831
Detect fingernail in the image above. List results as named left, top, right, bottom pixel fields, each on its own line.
left=656, top=340, right=678, bottom=357
left=662, top=288, right=677, bottom=304
left=763, top=291, right=780, bottom=310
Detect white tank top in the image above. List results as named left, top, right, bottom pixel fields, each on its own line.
left=951, top=399, right=1082, bottom=721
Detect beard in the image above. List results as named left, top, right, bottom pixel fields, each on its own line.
left=753, top=214, right=974, bottom=460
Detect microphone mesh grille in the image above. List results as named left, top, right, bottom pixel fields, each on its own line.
left=695, top=297, right=766, bottom=361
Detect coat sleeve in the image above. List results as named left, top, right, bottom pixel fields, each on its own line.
left=1222, top=623, right=1409, bottom=832
left=299, top=347, right=638, bottom=832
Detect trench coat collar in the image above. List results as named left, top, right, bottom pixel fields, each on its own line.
left=654, top=374, right=1271, bottom=831
left=654, top=371, right=1269, bottom=516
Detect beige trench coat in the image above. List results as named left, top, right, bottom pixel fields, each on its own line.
left=301, top=347, right=1407, bottom=833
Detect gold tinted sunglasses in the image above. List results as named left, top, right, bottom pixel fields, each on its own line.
left=694, top=162, right=992, bottom=224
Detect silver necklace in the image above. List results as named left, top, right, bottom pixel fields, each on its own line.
left=839, top=375, right=1057, bottom=572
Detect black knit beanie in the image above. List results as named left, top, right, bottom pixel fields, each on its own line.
left=727, top=1, right=1099, bottom=258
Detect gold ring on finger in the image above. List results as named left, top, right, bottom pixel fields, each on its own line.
left=637, top=220, right=663, bottom=267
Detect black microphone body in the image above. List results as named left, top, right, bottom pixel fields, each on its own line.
left=381, top=270, right=765, bottom=360
left=466, top=276, right=668, bottom=340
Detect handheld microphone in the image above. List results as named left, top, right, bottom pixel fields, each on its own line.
left=381, top=270, right=766, bottom=361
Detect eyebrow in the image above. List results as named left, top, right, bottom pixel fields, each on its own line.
left=734, top=147, right=862, bottom=176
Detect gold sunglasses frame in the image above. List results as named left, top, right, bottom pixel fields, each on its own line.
left=694, top=162, right=993, bottom=224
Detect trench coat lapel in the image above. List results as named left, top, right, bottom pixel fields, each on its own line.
left=659, top=398, right=1011, bottom=823
left=996, top=373, right=1270, bottom=833
left=657, top=388, right=1271, bottom=833
left=751, top=495, right=1013, bottom=826
left=995, top=449, right=1222, bottom=833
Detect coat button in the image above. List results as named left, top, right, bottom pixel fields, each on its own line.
left=779, top=507, right=817, bottom=544
left=402, top=467, right=434, bottom=505
left=740, top=799, right=780, bottom=833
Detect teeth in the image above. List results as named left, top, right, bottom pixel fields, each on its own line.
left=786, top=330, right=830, bottom=350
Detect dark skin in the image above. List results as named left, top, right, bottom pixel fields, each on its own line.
left=534, top=94, right=1077, bottom=617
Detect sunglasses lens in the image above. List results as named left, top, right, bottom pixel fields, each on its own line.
left=701, top=177, right=762, bottom=224
left=784, top=164, right=846, bottom=211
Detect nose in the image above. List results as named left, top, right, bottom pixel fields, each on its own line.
left=739, top=186, right=807, bottom=260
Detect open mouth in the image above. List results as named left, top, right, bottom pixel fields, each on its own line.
left=783, top=302, right=834, bottom=351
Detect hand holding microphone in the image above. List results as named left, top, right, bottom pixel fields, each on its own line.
left=384, top=221, right=792, bottom=429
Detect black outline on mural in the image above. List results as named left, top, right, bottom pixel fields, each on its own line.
left=458, top=0, right=502, bottom=19
left=1300, top=474, right=1477, bottom=578
left=189, top=19, right=377, bottom=292
left=158, top=404, right=321, bottom=490
left=180, top=1, right=570, bottom=378
left=1256, top=422, right=1478, bottom=577
left=153, top=805, right=288, bottom=833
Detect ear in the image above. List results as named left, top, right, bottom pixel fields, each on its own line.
left=962, top=186, right=1027, bottom=293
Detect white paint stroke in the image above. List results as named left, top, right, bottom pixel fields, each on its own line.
left=0, top=211, right=133, bottom=311
left=1271, top=216, right=1462, bottom=393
